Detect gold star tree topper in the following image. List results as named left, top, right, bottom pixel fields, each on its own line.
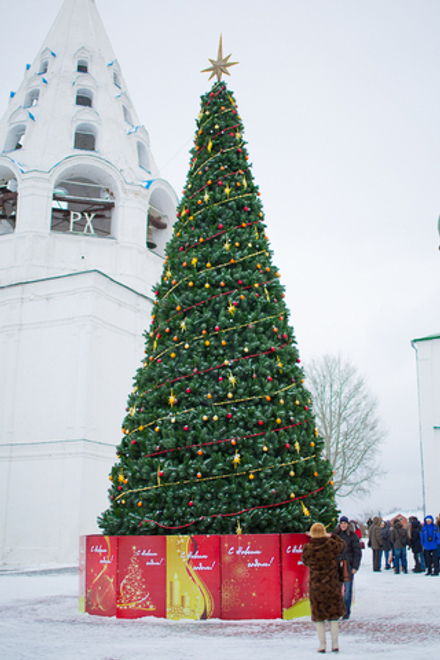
left=201, top=34, right=239, bottom=81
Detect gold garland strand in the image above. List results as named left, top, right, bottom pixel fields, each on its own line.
left=115, top=455, right=316, bottom=501
left=124, top=380, right=297, bottom=435
left=160, top=249, right=267, bottom=302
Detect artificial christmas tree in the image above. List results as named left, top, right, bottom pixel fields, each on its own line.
left=98, top=45, right=338, bottom=538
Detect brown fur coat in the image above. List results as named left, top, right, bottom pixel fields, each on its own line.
left=302, top=533, right=347, bottom=621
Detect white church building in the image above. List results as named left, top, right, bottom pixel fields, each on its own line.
left=411, top=335, right=440, bottom=517
left=0, top=0, right=177, bottom=565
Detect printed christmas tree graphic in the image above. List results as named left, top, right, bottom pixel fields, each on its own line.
left=118, top=546, right=155, bottom=610
left=98, top=42, right=338, bottom=536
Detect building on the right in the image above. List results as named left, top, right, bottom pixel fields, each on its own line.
left=411, top=334, right=440, bottom=516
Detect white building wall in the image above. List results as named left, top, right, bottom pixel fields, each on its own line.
left=412, top=335, right=440, bottom=516
left=0, top=270, right=153, bottom=564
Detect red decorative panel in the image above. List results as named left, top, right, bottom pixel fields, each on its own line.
left=117, top=536, right=166, bottom=618
left=221, top=534, right=281, bottom=619
left=281, top=533, right=310, bottom=619
left=84, top=535, right=118, bottom=616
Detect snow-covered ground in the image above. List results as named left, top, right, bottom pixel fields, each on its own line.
left=1, top=548, right=439, bottom=660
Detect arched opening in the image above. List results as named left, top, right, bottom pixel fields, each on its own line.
left=147, top=188, right=176, bottom=256
left=0, top=167, right=18, bottom=235
left=51, top=172, right=114, bottom=237
left=24, top=89, right=40, bottom=108
left=39, top=60, right=48, bottom=75
left=4, top=125, right=26, bottom=152
left=74, top=123, right=96, bottom=151
left=123, top=105, right=133, bottom=126
left=77, top=59, right=88, bottom=73
left=113, top=71, right=121, bottom=88
left=76, top=89, right=93, bottom=107
left=137, top=142, right=150, bottom=172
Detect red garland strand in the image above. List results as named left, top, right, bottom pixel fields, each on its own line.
left=188, top=167, right=250, bottom=200
left=153, top=276, right=277, bottom=336
left=143, top=340, right=290, bottom=392
left=193, top=123, right=240, bottom=160
left=139, top=486, right=325, bottom=530
left=179, top=218, right=259, bottom=253
left=144, top=418, right=311, bottom=458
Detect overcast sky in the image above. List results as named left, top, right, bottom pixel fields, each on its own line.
left=2, top=0, right=440, bottom=520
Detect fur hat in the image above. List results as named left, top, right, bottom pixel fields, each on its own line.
left=309, top=522, right=326, bottom=538
left=339, top=516, right=349, bottom=524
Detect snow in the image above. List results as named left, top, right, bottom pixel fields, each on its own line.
left=1, top=550, right=439, bottom=659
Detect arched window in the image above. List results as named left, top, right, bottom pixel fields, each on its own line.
left=74, top=123, right=96, bottom=151
left=24, top=89, right=40, bottom=108
left=39, top=60, right=48, bottom=75
left=4, top=125, right=26, bottom=152
left=137, top=142, right=150, bottom=172
left=77, top=59, right=88, bottom=73
left=76, top=89, right=93, bottom=107
left=146, top=188, right=175, bottom=257
left=51, top=175, right=114, bottom=237
left=0, top=171, right=18, bottom=235
left=123, top=105, right=133, bottom=125
left=113, top=71, right=121, bottom=88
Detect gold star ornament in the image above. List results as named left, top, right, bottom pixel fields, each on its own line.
left=201, top=34, right=239, bottom=82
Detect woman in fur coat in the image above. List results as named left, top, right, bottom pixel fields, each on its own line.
left=302, top=522, right=347, bottom=653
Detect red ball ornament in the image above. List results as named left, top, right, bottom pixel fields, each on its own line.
left=179, top=246, right=184, bottom=251
left=285, top=443, right=290, bottom=449
left=118, top=485, right=122, bottom=491
left=131, top=440, right=136, bottom=445
left=244, top=206, right=249, bottom=211
left=157, top=358, right=162, bottom=363
left=186, top=388, right=191, bottom=394
left=304, top=406, right=309, bottom=411
left=184, top=425, right=189, bottom=431
left=157, top=333, right=161, bottom=339
left=297, top=358, right=301, bottom=363
left=233, top=301, right=238, bottom=306
left=227, top=413, right=232, bottom=419
left=283, top=334, right=288, bottom=340
left=271, top=347, right=276, bottom=352
left=258, top=420, right=264, bottom=426
left=267, top=376, right=273, bottom=382
left=218, top=181, right=223, bottom=186
left=219, top=377, right=223, bottom=381
left=238, top=280, right=243, bottom=285
left=215, top=326, right=220, bottom=332
left=218, top=224, right=223, bottom=229
left=159, top=470, right=164, bottom=477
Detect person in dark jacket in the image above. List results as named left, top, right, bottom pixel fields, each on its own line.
left=421, top=515, right=440, bottom=576
left=368, top=516, right=383, bottom=571
left=334, top=515, right=362, bottom=620
left=390, top=518, right=408, bottom=574
left=380, top=520, right=392, bottom=569
left=408, top=516, right=425, bottom=572
left=302, top=523, right=347, bottom=653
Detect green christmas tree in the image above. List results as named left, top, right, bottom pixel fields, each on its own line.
left=98, top=56, right=338, bottom=536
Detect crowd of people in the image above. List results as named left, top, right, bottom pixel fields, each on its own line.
left=366, top=514, right=440, bottom=576
left=301, top=513, right=440, bottom=653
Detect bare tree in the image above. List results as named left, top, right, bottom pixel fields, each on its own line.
left=305, top=354, right=386, bottom=498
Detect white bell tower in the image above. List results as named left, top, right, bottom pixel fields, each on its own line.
left=0, top=0, right=177, bottom=565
